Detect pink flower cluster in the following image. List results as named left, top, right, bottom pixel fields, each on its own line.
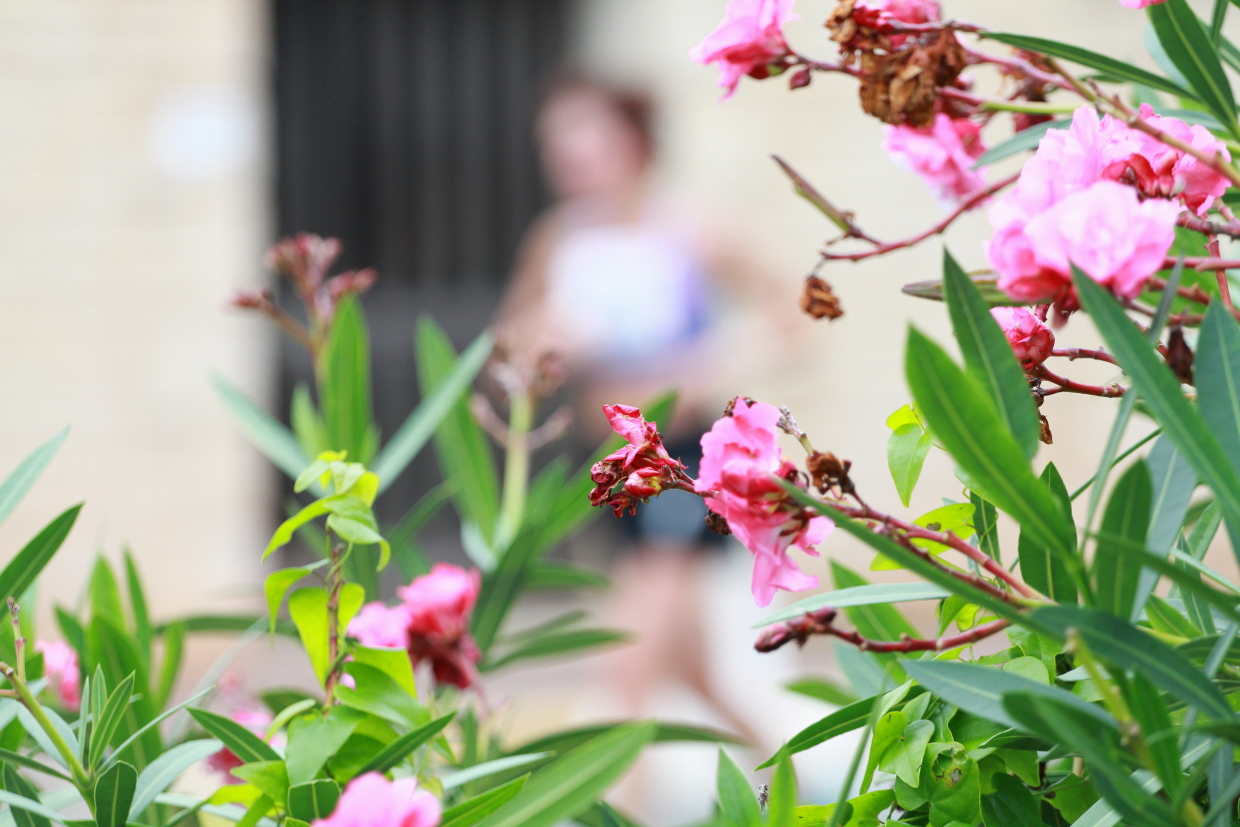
left=697, top=400, right=833, bottom=607
left=36, top=641, right=80, bottom=711
left=986, top=105, right=1228, bottom=307
left=882, top=113, right=987, bottom=207
left=348, top=564, right=482, bottom=689
left=991, top=307, right=1055, bottom=367
left=690, top=0, right=798, bottom=99
left=590, top=405, right=692, bottom=516
left=314, top=773, right=440, bottom=827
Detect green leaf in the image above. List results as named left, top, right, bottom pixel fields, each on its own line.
left=320, top=296, right=376, bottom=462
left=878, top=719, right=934, bottom=787
left=89, top=672, right=136, bottom=769
left=1074, top=270, right=1240, bottom=573
left=2, top=764, right=50, bottom=827
left=355, top=711, right=455, bottom=776
left=830, top=563, right=916, bottom=681
left=334, top=662, right=423, bottom=727
left=285, top=706, right=363, bottom=785
left=123, top=550, right=152, bottom=667
left=971, top=492, right=1001, bottom=561
left=980, top=774, right=1040, bottom=827
left=0, top=428, right=66, bottom=530
left=350, top=646, right=417, bottom=698
left=286, top=780, right=340, bottom=823
left=100, top=687, right=212, bottom=772
left=1196, top=300, right=1240, bottom=484
left=1125, top=674, right=1180, bottom=796
left=483, top=629, right=629, bottom=671
left=440, top=776, right=528, bottom=827
left=440, top=754, right=554, bottom=791
left=983, top=32, right=1196, bottom=98
left=905, top=327, right=1075, bottom=560
left=1033, top=604, right=1232, bottom=718
left=1144, top=594, right=1201, bottom=638
left=0, top=747, right=72, bottom=781
left=287, top=586, right=363, bottom=685
left=372, top=331, right=493, bottom=493
left=757, top=584, right=950, bottom=628
left=94, top=760, right=138, bottom=827
left=415, top=318, right=500, bottom=544
left=86, top=616, right=160, bottom=768
left=1148, top=0, right=1240, bottom=141
left=0, top=505, right=80, bottom=605
left=971, top=119, right=1067, bottom=168
left=767, top=754, right=797, bottom=827
left=290, top=383, right=327, bottom=460
left=231, top=761, right=289, bottom=803
left=716, top=750, right=761, bottom=827
left=1146, top=437, right=1197, bottom=555
left=90, top=557, right=126, bottom=631
left=263, top=562, right=328, bottom=634
left=900, top=660, right=1113, bottom=732
left=211, top=374, right=309, bottom=481
left=0, top=789, right=70, bottom=825
left=474, top=721, right=657, bottom=827
left=757, top=696, right=875, bottom=769
left=1092, top=460, right=1151, bottom=620
left=264, top=501, right=332, bottom=562
left=886, top=405, right=934, bottom=507
left=523, top=561, right=609, bottom=590
left=942, top=249, right=1040, bottom=458
left=510, top=722, right=742, bottom=759
left=130, top=739, right=224, bottom=819
left=784, top=677, right=856, bottom=707
left=155, top=620, right=184, bottom=711
left=187, top=708, right=280, bottom=763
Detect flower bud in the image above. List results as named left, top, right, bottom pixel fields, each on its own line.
left=990, top=307, right=1055, bottom=367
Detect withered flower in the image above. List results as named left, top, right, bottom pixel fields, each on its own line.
left=800, top=276, right=844, bottom=320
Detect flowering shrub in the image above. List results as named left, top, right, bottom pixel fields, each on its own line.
left=613, top=0, right=1240, bottom=823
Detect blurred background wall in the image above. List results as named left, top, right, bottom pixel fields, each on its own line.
left=0, top=1, right=1212, bottom=824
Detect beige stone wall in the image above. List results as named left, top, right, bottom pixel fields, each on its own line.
left=0, top=0, right=273, bottom=628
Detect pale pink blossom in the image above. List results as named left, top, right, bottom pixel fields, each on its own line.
left=1103, top=104, right=1231, bottom=215
left=396, top=564, right=482, bottom=689
left=36, top=641, right=79, bottom=712
left=1117, top=0, right=1166, bottom=7
left=314, top=773, right=440, bottom=827
left=697, top=400, right=832, bottom=607
left=690, top=0, right=798, bottom=99
left=590, top=405, right=691, bottom=516
left=348, top=602, right=412, bottom=650
left=990, top=307, right=1055, bottom=367
left=882, top=114, right=987, bottom=207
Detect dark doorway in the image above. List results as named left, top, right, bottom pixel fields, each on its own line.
left=272, top=0, right=569, bottom=527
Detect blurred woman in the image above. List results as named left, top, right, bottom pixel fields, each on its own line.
left=496, top=76, right=785, bottom=750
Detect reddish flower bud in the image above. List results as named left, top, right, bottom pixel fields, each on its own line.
left=990, top=307, right=1055, bottom=367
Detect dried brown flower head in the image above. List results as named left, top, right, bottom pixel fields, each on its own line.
left=800, top=276, right=844, bottom=320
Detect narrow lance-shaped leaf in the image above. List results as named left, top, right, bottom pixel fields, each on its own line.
left=0, top=428, right=67, bottom=530
left=0, top=505, right=81, bottom=604
left=1148, top=0, right=1240, bottom=141
left=1091, top=460, right=1151, bottom=620
left=1017, top=463, right=1079, bottom=605
left=211, top=374, right=309, bottom=480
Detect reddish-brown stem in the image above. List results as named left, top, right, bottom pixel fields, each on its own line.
left=937, top=86, right=987, bottom=109
left=821, top=173, right=1020, bottom=263
left=1162, top=256, right=1240, bottom=271
left=963, top=44, right=1064, bottom=88
left=754, top=606, right=1009, bottom=653
left=1146, top=275, right=1213, bottom=306
left=1178, top=212, right=1240, bottom=240
left=1034, top=365, right=1125, bottom=398
left=1050, top=347, right=1117, bottom=365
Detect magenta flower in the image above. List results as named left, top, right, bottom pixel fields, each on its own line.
left=697, top=400, right=832, bottom=607
left=882, top=114, right=987, bottom=207
left=590, top=405, right=692, bottom=516
left=1116, top=0, right=1166, bottom=7
left=35, top=641, right=79, bottom=712
left=347, top=564, right=483, bottom=689
left=990, top=307, right=1055, bottom=367
left=314, top=773, right=440, bottom=827
left=853, top=0, right=941, bottom=47
left=690, top=0, right=798, bottom=99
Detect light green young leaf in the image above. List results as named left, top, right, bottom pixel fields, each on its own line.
left=767, top=753, right=797, bottom=827
left=211, top=374, right=310, bottom=481
left=715, top=750, right=761, bottom=827
left=0, top=505, right=81, bottom=606
left=94, top=760, right=137, bottom=827
left=285, top=707, right=363, bottom=785
left=334, top=662, right=423, bottom=727
left=320, top=296, right=376, bottom=463
left=0, top=428, right=67, bottom=531
left=879, top=719, right=935, bottom=787
left=231, top=760, right=289, bottom=804
left=350, top=646, right=417, bottom=698
left=886, top=405, right=933, bottom=507
left=264, top=561, right=329, bottom=635
left=755, top=583, right=949, bottom=628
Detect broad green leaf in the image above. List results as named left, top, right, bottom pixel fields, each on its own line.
left=755, top=583, right=949, bottom=628
left=942, top=249, right=1039, bottom=458
left=983, top=32, right=1196, bottom=97
left=264, top=501, right=332, bottom=561
left=905, top=328, right=1075, bottom=559
left=94, top=760, right=137, bottom=827
left=350, top=646, right=417, bottom=698
left=971, top=119, right=1067, bottom=168
left=285, top=706, right=363, bottom=785
left=1033, top=604, right=1232, bottom=718
left=795, top=790, right=894, bottom=827
left=474, top=721, right=657, bottom=827
left=1092, top=460, right=1151, bottom=620
left=129, top=739, right=223, bottom=818
left=335, top=662, right=423, bottom=727
left=1133, top=437, right=1197, bottom=616
left=231, top=761, right=289, bottom=803
left=900, top=660, right=1114, bottom=731
left=319, top=296, right=376, bottom=462
left=715, top=750, right=761, bottom=827
left=886, top=405, right=933, bottom=507
left=263, top=562, right=328, bottom=633
left=878, top=719, right=934, bottom=787
left=440, top=776, right=527, bottom=827
left=1148, top=0, right=1240, bottom=141
left=415, top=318, right=499, bottom=544
left=1074, top=269, right=1240, bottom=572
left=483, top=629, right=629, bottom=671
left=926, top=745, right=981, bottom=827
left=89, top=557, right=126, bottom=631
left=0, top=428, right=66, bottom=530
left=1144, top=594, right=1201, bottom=638
left=288, top=586, right=364, bottom=685
left=187, top=708, right=280, bottom=763
left=767, top=754, right=797, bottom=827
left=123, top=550, right=152, bottom=667
left=286, top=780, right=340, bottom=823
left=372, top=331, right=493, bottom=492
left=211, top=374, right=309, bottom=480
left=354, top=711, right=455, bottom=775
left=756, top=696, right=875, bottom=769
left=0, top=505, right=80, bottom=605
left=981, top=773, right=1040, bottom=827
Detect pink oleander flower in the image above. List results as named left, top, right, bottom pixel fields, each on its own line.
left=697, top=400, right=833, bottom=607
left=854, top=0, right=940, bottom=47
left=590, top=405, right=692, bottom=516
left=207, top=708, right=275, bottom=783
left=690, top=0, right=798, bottom=99
left=314, top=773, right=440, bottom=827
left=36, top=641, right=79, bottom=712
left=1117, top=0, right=1166, bottom=7
left=990, top=307, right=1055, bottom=367
left=882, top=113, right=987, bottom=207
left=348, top=565, right=483, bottom=690
left=1103, top=104, right=1231, bottom=216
